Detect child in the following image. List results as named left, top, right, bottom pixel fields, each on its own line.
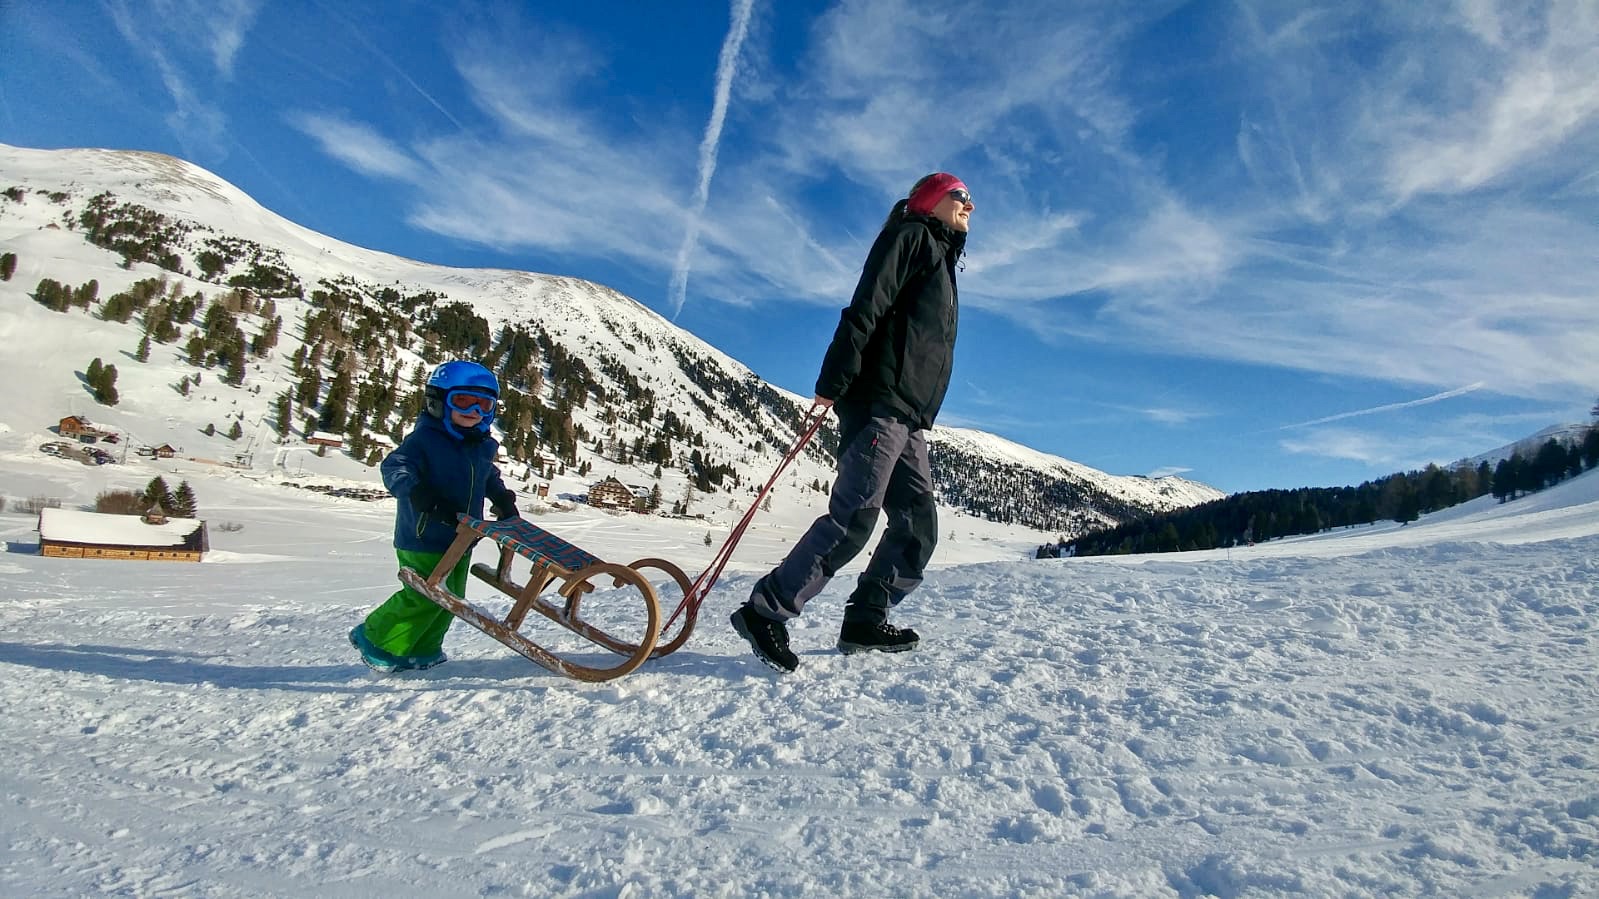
left=349, top=360, right=518, bottom=672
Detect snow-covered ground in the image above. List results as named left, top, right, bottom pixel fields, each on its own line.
left=1, top=441, right=1597, bottom=896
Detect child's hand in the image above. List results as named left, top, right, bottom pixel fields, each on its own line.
left=411, top=483, right=463, bottom=518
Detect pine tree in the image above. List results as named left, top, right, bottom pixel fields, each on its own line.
left=0, top=251, right=16, bottom=280
left=171, top=482, right=198, bottom=517
left=91, top=363, right=119, bottom=405
left=319, top=369, right=353, bottom=432
left=272, top=391, right=292, bottom=435
left=227, top=421, right=243, bottom=440
left=135, top=334, right=151, bottom=362
left=143, top=477, right=173, bottom=510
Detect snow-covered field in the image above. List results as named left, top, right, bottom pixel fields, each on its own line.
left=2, top=443, right=1597, bottom=896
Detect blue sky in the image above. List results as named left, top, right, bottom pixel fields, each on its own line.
left=4, top=1, right=1598, bottom=493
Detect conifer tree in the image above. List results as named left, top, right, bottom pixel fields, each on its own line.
left=171, top=482, right=198, bottom=517
left=0, top=251, right=15, bottom=280
left=272, top=391, right=292, bottom=436
left=89, top=362, right=119, bottom=405
left=135, top=334, right=151, bottom=362
left=143, top=477, right=173, bottom=510
left=225, top=348, right=247, bottom=387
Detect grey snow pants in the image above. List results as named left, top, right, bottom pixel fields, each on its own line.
left=749, top=410, right=937, bottom=624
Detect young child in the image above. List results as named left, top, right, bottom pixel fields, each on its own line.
left=349, top=360, right=518, bottom=672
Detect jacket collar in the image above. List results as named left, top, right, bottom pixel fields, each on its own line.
left=904, top=212, right=968, bottom=260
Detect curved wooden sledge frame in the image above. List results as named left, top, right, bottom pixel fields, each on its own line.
left=399, top=515, right=694, bottom=682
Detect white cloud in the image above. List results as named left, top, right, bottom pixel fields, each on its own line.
left=289, top=113, right=423, bottom=181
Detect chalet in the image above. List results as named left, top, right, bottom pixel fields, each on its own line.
left=587, top=476, right=635, bottom=510
left=530, top=483, right=550, bottom=499
left=152, top=444, right=178, bottom=459
left=307, top=431, right=344, bottom=449
left=38, top=506, right=209, bottom=562
left=58, top=415, right=112, bottom=443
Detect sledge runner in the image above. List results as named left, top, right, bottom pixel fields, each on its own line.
left=349, top=360, right=518, bottom=673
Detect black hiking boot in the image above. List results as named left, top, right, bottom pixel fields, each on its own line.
left=730, top=603, right=799, bottom=672
left=837, top=620, right=920, bottom=655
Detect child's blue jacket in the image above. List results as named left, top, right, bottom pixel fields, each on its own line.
left=381, top=414, right=514, bottom=553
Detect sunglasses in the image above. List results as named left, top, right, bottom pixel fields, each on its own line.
left=448, top=392, right=495, bottom=414
left=948, top=188, right=972, bottom=206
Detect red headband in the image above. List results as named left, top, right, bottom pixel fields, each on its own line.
left=907, top=173, right=968, bottom=215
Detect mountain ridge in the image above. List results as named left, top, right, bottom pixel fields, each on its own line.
left=0, top=142, right=1223, bottom=537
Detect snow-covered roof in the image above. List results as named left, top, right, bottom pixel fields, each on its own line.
left=39, top=507, right=204, bottom=548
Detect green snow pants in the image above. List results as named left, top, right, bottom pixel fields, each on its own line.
left=363, top=548, right=470, bottom=657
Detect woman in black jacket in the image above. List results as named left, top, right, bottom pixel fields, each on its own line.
left=732, top=173, right=971, bottom=672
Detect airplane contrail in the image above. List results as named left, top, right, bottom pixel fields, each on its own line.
left=1279, top=382, right=1486, bottom=429
left=668, top=0, right=756, bottom=320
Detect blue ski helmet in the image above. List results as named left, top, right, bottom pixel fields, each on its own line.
left=424, top=360, right=499, bottom=438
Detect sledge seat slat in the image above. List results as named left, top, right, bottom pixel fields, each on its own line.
left=474, top=517, right=601, bottom=572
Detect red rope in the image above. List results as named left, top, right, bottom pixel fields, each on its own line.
left=663, top=404, right=829, bottom=631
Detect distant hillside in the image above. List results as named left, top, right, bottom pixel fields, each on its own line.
left=1453, top=423, right=1591, bottom=470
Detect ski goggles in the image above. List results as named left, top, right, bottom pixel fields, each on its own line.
left=447, top=391, right=496, bottom=414
left=947, top=188, right=972, bottom=206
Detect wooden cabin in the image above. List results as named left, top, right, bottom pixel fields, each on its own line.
left=58, top=415, right=111, bottom=443
left=38, top=507, right=209, bottom=562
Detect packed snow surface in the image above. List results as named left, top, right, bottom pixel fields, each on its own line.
left=1, top=449, right=1596, bottom=897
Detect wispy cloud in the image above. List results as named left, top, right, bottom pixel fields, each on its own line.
left=317, top=0, right=466, bottom=132
left=289, top=113, right=422, bottom=181
left=1279, top=383, right=1486, bottom=430
left=104, top=0, right=263, bottom=158
left=1147, top=466, right=1194, bottom=478
left=205, top=0, right=262, bottom=76
left=667, top=0, right=757, bottom=320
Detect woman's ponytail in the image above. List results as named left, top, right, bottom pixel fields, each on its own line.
left=880, top=198, right=910, bottom=230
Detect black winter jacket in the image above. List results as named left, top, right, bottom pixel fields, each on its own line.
left=815, top=213, right=963, bottom=430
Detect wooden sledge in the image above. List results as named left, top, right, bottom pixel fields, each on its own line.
left=399, top=515, right=695, bottom=682
left=400, top=406, right=828, bottom=682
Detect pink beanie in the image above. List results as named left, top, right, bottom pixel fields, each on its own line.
left=906, top=173, right=967, bottom=215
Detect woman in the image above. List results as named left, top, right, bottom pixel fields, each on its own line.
left=732, top=173, right=971, bottom=672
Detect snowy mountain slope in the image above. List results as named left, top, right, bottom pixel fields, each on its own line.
left=0, top=142, right=1219, bottom=540
left=0, top=439, right=1594, bottom=897
left=1453, top=422, right=1591, bottom=470
left=930, top=426, right=1224, bottom=534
